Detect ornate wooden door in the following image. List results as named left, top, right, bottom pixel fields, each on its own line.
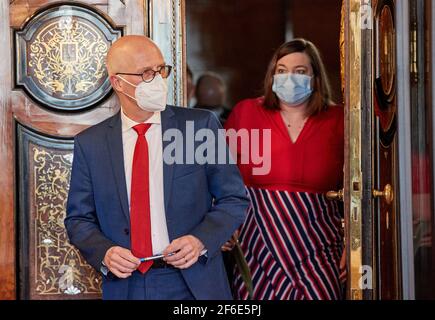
left=0, top=0, right=150, bottom=300
left=341, top=0, right=401, bottom=299
left=372, top=0, right=400, bottom=299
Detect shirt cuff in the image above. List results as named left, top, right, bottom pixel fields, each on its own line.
left=100, top=261, right=109, bottom=276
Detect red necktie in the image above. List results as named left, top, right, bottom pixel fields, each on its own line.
left=131, top=123, right=153, bottom=273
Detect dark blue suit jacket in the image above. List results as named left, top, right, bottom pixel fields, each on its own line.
left=65, top=106, right=249, bottom=300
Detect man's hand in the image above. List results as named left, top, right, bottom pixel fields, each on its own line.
left=103, top=246, right=141, bottom=278
left=163, top=235, right=205, bottom=269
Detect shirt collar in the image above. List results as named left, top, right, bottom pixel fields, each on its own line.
left=120, top=107, right=161, bottom=133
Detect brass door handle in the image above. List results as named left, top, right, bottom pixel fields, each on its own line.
left=326, top=189, right=344, bottom=201
left=373, top=184, right=394, bottom=205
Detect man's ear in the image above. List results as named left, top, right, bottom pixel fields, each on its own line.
left=110, top=75, right=123, bottom=92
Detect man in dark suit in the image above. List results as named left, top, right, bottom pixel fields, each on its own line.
left=65, top=35, right=249, bottom=300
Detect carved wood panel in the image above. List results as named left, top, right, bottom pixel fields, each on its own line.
left=18, top=125, right=102, bottom=299
left=15, top=4, right=122, bottom=111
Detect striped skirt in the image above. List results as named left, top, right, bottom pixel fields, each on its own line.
left=233, top=187, right=344, bottom=300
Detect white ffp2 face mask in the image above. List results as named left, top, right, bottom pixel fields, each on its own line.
left=117, top=74, right=168, bottom=112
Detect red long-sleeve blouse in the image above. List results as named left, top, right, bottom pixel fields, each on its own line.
left=224, top=97, right=344, bottom=194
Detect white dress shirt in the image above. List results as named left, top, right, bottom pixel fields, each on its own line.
left=121, top=109, right=170, bottom=255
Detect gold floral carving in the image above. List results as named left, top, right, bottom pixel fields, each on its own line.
left=31, top=145, right=101, bottom=297
left=28, top=16, right=109, bottom=98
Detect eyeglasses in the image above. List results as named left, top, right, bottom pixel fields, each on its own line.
left=116, top=65, right=172, bottom=83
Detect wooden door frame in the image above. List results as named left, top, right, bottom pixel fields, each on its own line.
left=343, top=0, right=375, bottom=300
left=148, top=0, right=186, bottom=107
left=0, top=0, right=15, bottom=300
left=344, top=0, right=412, bottom=300
left=396, top=0, right=435, bottom=300
left=396, top=0, right=415, bottom=300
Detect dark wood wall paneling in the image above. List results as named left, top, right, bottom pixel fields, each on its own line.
left=289, top=0, right=343, bottom=104
left=186, top=0, right=287, bottom=109
left=186, top=0, right=343, bottom=109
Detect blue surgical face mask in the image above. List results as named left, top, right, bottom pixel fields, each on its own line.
left=272, top=73, right=313, bottom=107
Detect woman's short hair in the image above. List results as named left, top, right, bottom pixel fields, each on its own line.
left=263, top=38, right=335, bottom=115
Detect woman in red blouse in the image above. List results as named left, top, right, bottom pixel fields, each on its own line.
left=225, top=39, right=345, bottom=300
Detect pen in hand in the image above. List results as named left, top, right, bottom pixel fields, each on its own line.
left=139, top=252, right=176, bottom=262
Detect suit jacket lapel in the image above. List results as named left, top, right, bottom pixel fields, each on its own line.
left=161, top=106, right=177, bottom=215
left=106, top=112, right=130, bottom=224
